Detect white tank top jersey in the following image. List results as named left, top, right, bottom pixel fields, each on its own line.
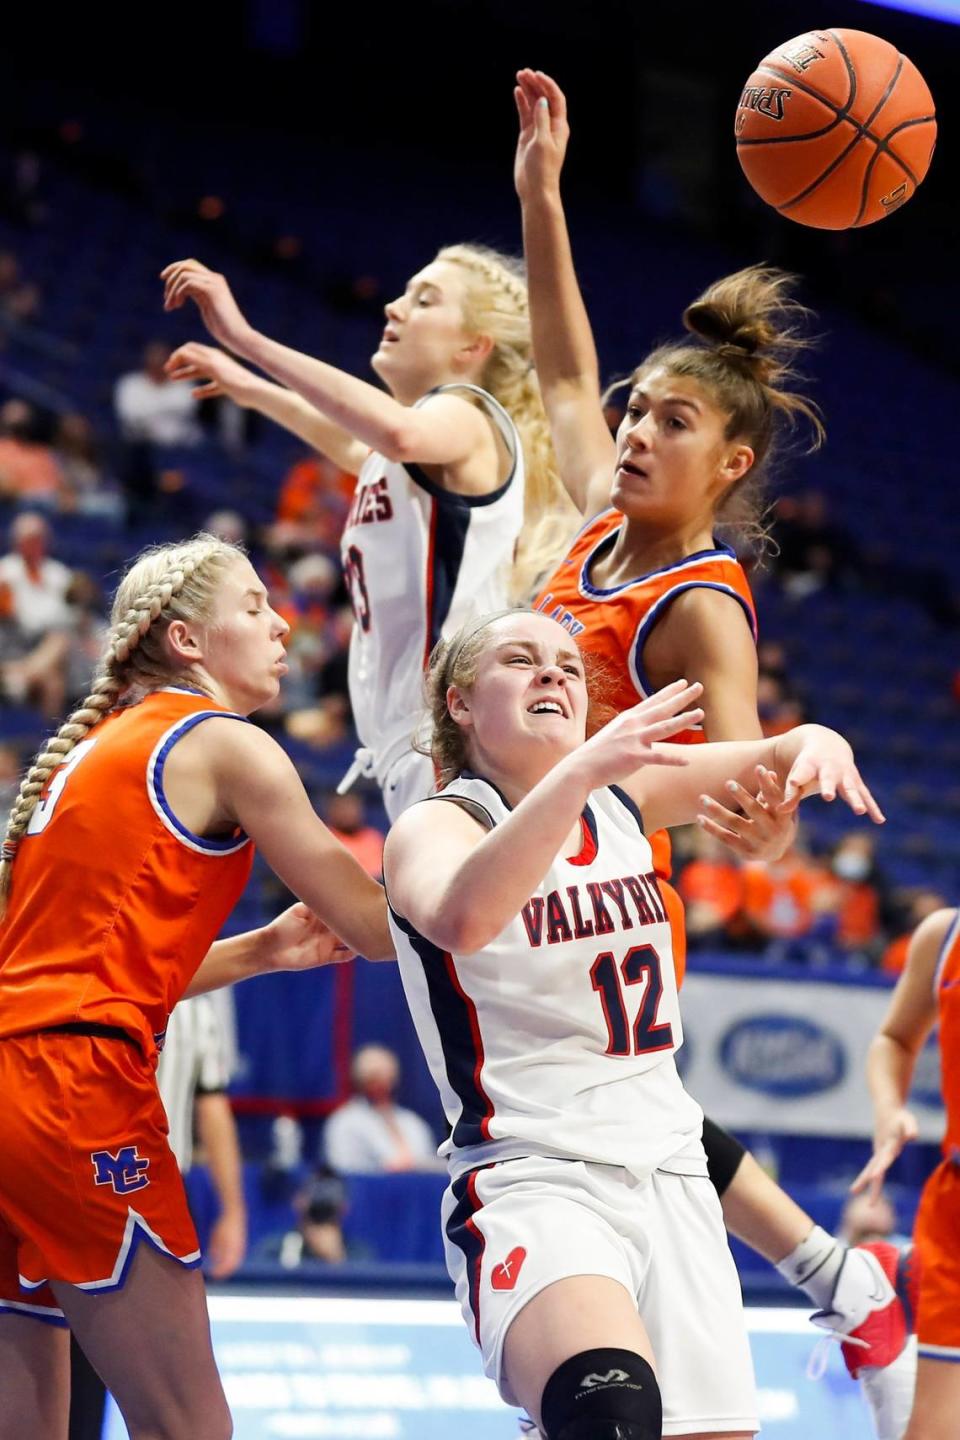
left=341, top=384, right=524, bottom=786
left=388, top=775, right=705, bottom=1183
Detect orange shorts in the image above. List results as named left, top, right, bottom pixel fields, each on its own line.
left=914, top=1157, right=960, bottom=1362
left=0, top=1031, right=199, bottom=1324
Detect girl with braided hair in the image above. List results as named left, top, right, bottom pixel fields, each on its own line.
left=0, top=532, right=393, bottom=1439
left=160, top=245, right=578, bottom=820
left=514, top=69, right=915, bottom=1440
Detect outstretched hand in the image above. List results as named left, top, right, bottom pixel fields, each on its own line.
left=573, top=679, right=704, bottom=790
left=161, top=259, right=252, bottom=354
left=777, top=731, right=885, bottom=823
left=165, top=341, right=260, bottom=404
left=514, top=69, right=570, bottom=201
left=259, top=902, right=355, bottom=973
left=698, top=766, right=798, bottom=861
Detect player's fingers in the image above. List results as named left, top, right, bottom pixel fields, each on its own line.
left=641, top=707, right=704, bottom=741
left=534, top=96, right=552, bottom=136
left=193, top=382, right=223, bottom=399
left=696, top=812, right=746, bottom=847
left=641, top=747, right=689, bottom=768
left=514, top=86, right=531, bottom=128
left=535, top=70, right=568, bottom=120
left=635, top=680, right=703, bottom=721
left=838, top=774, right=886, bottom=823
left=818, top=762, right=838, bottom=803
left=780, top=755, right=818, bottom=808
left=723, top=778, right=769, bottom=820
left=756, top=766, right=785, bottom=804
left=699, top=794, right=751, bottom=836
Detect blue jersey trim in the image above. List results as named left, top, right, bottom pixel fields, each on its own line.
left=580, top=530, right=740, bottom=600
left=148, top=711, right=252, bottom=854
left=609, top=784, right=645, bottom=834
left=0, top=1299, right=69, bottom=1327
left=631, top=581, right=757, bottom=698
left=390, top=905, right=493, bottom=1148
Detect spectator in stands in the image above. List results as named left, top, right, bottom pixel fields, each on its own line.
left=0, top=399, right=65, bottom=504
left=677, top=826, right=745, bottom=948
left=114, top=340, right=202, bottom=448
left=204, top=508, right=249, bottom=547
left=324, top=1044, right=438, bottom=1174
left=62, top=570, right=108, bottom=702
left=0, top=251, right=41, bottom=323
left=0, top=511, right=73, bottom=637
left=822, top=833, right=886, bottom=960
left=756, top=671, right=806, bottom=738
left=740, top=834, right=835, bottom=959
left=257, top=1166, right=350, bottom=1268
left=0, top=512, right=74, bottom=715
left=770, top=490, right=858, bottom=598
left=322, top=790, right=385, bottom=878
left=882, top=889, right=948, bottom=976
left=52, top=412, right=122, bottom=518
left=114, top=340, right=201, bottom=525
left=0, top=742, right=21, bottom=830
left=275, top=450, right=355, bottom=550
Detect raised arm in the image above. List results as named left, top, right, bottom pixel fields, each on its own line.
left=162, top=261, right=492, bottom=469
left=624, top=720, right=884, bottom=835
left=850, top=908, right=954, bottom=1200
left=166, top=342, right=370, bottom=475
left=514, top=70, right=617, bottom=517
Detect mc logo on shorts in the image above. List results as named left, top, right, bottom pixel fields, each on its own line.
left=90, top=1146, right=151, bottom=1195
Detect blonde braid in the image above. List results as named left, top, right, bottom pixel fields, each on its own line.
left=438, top=245, right=580, bottom=601
left=0, top=533, right=240, bottom=917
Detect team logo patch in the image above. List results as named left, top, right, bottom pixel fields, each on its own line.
left=491, top=1246, right=527, bottom=1291
left=91, top=1146, right=151, bottom=1195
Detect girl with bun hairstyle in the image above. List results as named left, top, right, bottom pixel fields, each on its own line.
left=514, top=69, right=911, bottom=1439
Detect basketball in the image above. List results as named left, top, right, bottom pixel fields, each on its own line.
left=735, top=28, right=936, bottom=229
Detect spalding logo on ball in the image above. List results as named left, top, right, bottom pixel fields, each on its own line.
left=735, top=28, right=936, bottom=229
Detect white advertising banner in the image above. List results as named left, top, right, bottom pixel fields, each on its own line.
left=679, top=970, right=945, bottom=1141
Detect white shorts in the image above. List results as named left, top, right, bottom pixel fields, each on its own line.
left=442, top=1155, right=758, bottom=1436
left=381, top=748, right=436, bottom=822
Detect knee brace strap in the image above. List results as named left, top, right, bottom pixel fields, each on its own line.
left=540, top=1347, right=661, bottom=1440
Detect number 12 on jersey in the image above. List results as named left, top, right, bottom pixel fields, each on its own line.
left=590, top=944, right=675, bottom=1057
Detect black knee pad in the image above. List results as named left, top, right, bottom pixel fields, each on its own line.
left=539, top=1347, right=661, bottom=1440
left=702, top=1115, right=747, bottom=1198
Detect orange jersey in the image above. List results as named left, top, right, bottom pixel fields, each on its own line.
left=936, top=910, right=960, bottom=1160
left=912, top=909, right=960, bottom=1359
left=0, top=688, right=254, bottom=1063
left=534, top=509, right=757, bottom=722
left=535, top=509, right=757, bottom=892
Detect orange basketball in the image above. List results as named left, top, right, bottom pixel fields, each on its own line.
left=735, top=28, right=936, bottom=229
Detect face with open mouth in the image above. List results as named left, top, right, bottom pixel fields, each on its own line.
left=611, top=365, right=744, bottom=525
left=447, top=611, right=589, bottom=781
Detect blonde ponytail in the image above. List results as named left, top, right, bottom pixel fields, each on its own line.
left=438, top=244, right=580, bottom=598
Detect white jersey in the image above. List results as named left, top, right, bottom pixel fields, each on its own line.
left=341, top=385, right=524, bottom=789
left=389, top=775, right=703, bottom=1183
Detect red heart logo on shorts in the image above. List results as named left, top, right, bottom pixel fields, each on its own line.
left=491, top=1246, right=527, bottom=1290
